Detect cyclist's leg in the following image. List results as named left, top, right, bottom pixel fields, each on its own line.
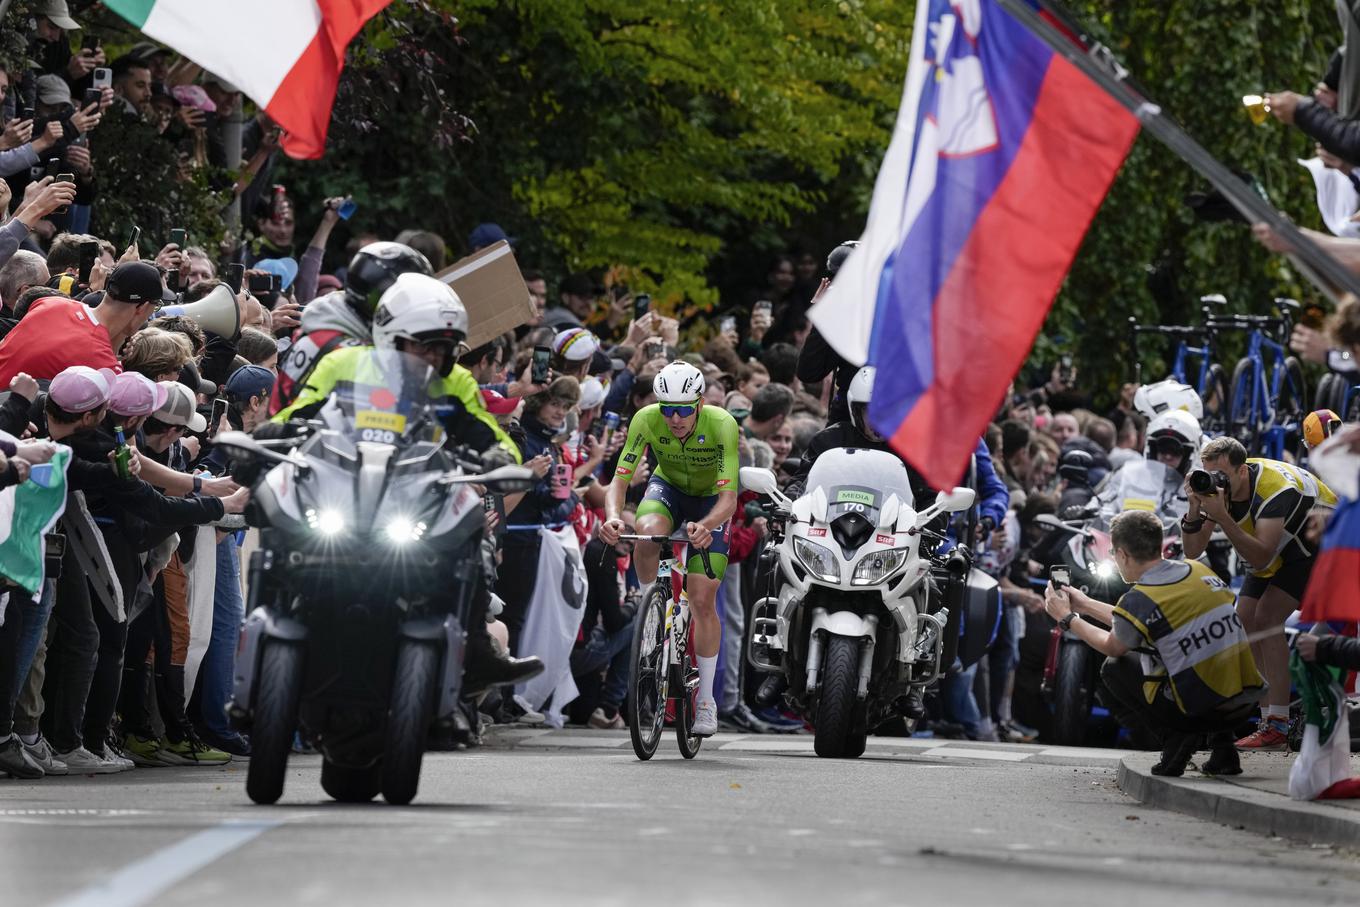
left=633, top=477, right=677, bottom=587
left=681, top=494, right=731, bottom=719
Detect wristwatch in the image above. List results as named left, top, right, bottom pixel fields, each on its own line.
left=1179, top=515, right=1205, bottom=534
left=1059, top=612, right=1078, bottom=631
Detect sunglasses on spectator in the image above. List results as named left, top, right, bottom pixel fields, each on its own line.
left=659, top=404, right=697, bottom=418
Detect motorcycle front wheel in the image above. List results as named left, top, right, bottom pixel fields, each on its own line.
left=1050, top=641, right=1092, bottom=747
left=381, top=641, right=439, bottom=805
left=813, top=636, right=865, bottom=759
left=245, top=640, right=305, bottom=805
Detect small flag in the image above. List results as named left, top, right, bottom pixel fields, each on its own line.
left=1300, top=432, right=1360, bottom=623
left=0, top=447, right=70, bottom=597
left=809, top=0, right=1137, bottom=488
left=1287, top=654, right=1359, bottom=800
left=105, top=0, right=393, bottom=159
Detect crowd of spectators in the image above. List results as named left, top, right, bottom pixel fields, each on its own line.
left=3, top=2, right=1360, bottom=785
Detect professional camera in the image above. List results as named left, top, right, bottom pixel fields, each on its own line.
left=1187, top=468, right=1229, bottom=495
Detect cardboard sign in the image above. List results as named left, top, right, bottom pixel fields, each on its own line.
left=435, top=240, right=536, bottom=349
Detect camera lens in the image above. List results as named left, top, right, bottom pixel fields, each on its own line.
left=1188, top=469, right=1213, bottom=494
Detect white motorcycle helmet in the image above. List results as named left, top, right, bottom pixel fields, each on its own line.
left=1144, top=409, right=1202, bottom=475
left=1133, top=379, right=1203, bottom=421
left=847, top=366, right=883, bottom=441
left=653, top=360, right=705, bottom=403
left=371, top=273, right=469, bottom=376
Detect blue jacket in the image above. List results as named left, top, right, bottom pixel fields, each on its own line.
left=973, top=438, right=1009, bottom=528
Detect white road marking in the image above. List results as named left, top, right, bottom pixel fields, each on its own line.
left=518, top=735, right=630, bottom=748
left=920, top=747, right=1031, bottom=762
left=49, top=819, right=279, bottom=907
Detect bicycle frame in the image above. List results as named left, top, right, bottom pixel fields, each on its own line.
left=1215, top=304, right=1303, bottom=460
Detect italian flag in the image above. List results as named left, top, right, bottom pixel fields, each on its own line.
left=105, top=0, right=393, bottom=159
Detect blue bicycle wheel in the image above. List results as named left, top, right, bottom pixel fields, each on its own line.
left=1228, top=357, right=1260, bottom=454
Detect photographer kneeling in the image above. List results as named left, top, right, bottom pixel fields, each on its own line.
left=1045, top=511, right=1264, bottom=777
left=1180, top=437, right=1335, bottom=750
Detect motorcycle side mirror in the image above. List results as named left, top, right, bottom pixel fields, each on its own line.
left=441, top=464, right=537, bottom=493
left=214, top=430, right=300, bottom=467
left=739, top=466, right=779, bottom=495
left=1033, top=513, right=1066, bottom=531
left=936, top=486, right=976, bottom=514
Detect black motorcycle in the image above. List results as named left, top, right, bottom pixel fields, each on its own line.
left=218, top=349, right=532, bottom=805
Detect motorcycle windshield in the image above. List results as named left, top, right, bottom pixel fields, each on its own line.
left=805, top=448, right=915, bottom=521
left=324, top=348, right=443, bottom=445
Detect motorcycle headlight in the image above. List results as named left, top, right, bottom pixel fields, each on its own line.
left=383, top=516, right=428, bottom=545
left=852, top=547, right=910, bottom=586
left=1092, top=560, right=1117, bottom=580
left=305, top=508, right=347, bottom=537
left=794, top=537, right=841, bottom=582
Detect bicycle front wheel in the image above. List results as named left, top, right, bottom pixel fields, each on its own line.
left=1228, top=358, right=1260, bottom=453
left=1202, top=363, right=1230, bottom=434
left=627, top=580, right=671, bottom=760
left=675, top=657, right=703, bottom=759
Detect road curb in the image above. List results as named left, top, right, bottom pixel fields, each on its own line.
left=1117, top=753, right=1360, bottom=847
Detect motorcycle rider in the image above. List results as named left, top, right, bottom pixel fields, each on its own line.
left=271, top=241, right=434, bottom=414
left=264, top=274, right=541, bottom=691
left=1132, top=378, right=1204, bottom=422
left=775, top=366, right=1008, bottom=717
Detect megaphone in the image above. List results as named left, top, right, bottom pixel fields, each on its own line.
left=154, top=284, right=240, bottom=340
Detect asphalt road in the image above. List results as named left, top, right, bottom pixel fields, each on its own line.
left=3, top=731, right=1358, bottom=907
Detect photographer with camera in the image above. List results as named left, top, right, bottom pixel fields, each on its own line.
left=1180, top=437, right=1336, bottom=750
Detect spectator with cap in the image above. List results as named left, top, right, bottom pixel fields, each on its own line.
left=467, top=222, right=512, bottom=254
left=552, top=326, right=600, bottom=381
left=543, top=273, right=597, bottom=329
left=29, top=0, right=100, bottom=85
left=0, top=260, right=171, bottom=384
left=224, top=364, right=275, bottom=433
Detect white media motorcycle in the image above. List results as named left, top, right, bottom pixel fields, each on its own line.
left=742, top=448, right=998, bottom=758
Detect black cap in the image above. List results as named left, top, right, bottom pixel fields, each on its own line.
left=106, top=261, right=175, bottom=305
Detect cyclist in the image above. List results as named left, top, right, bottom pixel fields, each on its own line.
left=598, top=361, right=740, bottom=738
left=1302, top=408, right=1342, bottom=450
left=1181, top=436, right=1336, bottom=750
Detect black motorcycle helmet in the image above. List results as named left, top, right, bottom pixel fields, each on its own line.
left=1057, top=448, right=1093, bottom=487
left=825, top=240, right=860, bottom=279
left=344, top=242, right=434, bottom=321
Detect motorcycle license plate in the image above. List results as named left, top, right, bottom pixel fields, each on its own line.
left=354, top=410, right=407, bottom=433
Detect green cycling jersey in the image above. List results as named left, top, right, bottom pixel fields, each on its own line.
left=614, top=403, right=740, bottom=496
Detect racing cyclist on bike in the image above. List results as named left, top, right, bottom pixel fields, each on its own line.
left=599, top=361, right=740, bottom=738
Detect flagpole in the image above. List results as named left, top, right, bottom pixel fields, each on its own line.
left=997, top=0, right=1360, bottom=305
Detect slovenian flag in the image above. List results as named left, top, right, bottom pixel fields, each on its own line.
left=1301, top=431, right=1360, bottom=623
left=105, top=0, right=393, bottom=159
left=809, top=0, right=1138, bottom=488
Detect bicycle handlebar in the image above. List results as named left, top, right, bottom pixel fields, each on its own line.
left=616, top=532, right=717, bottom=579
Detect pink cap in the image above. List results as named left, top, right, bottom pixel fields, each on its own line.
left=109, top=371, right=169, bottom=418
left=48, top=365, right=116, bottom=413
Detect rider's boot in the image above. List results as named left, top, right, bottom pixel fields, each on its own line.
left=755, top=674, right=788, bottom=707
left=463, top=633, right=544, bottom=695
left=891, top=688, right=926, bottom=720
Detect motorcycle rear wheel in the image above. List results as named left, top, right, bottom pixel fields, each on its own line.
left=245, top=641, right=305, bottom=805
left=1050, top=641, right=1092, bottom=747
left=813, top=636, right=863, bottom=759
left=321, top=759, right=381, bottom=803
left=381, top=641, right=439, bottom=805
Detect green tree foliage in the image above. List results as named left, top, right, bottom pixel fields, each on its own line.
left=1037, top=0, right=1340, bottom=394
left=282, top=0, right=912, bottom=311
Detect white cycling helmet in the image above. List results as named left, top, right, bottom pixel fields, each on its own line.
left=1133, top=379, right=1203, bottom=421
left=847, top=366, right=882, bottom=440
left=371, top=273, right=468, bottom=376
left=1145, top=409, right=1201, bottom=473
left=653, top=360, right=705, bottom=403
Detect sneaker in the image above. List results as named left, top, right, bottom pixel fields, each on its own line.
left=0, top=736, right=44, bottom=779
left=157, top=736, right=231, bottom=766
left=509, top=694, right=546, bottom=726
left=56, top=746, right=123, bottom=775
left=588, top=708, right=625, bottom=730
left=94, top=748, right=135, bottom=773
left=21, top=735, right=67, bottom=776
left=692, top=699, right=718, bottom=737
left=719, top=702, right=775, bottom=733
left=1235, top=724, right=1288, bottom=752
left=999, top=719, right=1039, bottom=744
left=203, top=733, right=251, bottom=760
left=122, top=733, right=172, bottom=767
left=753, top=706, right=804, bottom=733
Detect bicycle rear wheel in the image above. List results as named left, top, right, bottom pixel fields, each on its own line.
left=1279, top=356, right=1308, bottom=456
left=627, top=579, right=671, bottom=761
left=1228, top=358, right=1260, bottom=454
left=1202, top=363, right=1231, bottom=434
